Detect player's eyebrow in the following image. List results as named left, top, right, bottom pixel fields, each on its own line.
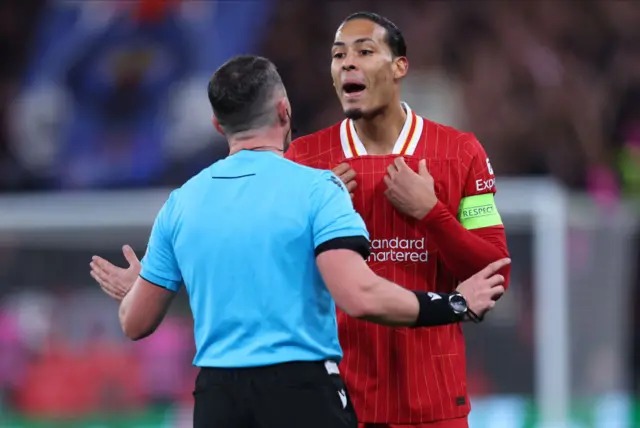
left=332, top=38, right=375, bottom=47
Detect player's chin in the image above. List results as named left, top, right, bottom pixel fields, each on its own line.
left=344, top=107, right=365, bottom=120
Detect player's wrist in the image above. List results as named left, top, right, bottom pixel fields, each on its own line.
left=416, top=200, right=446, bottom=230
left=410, top=291, right=467, bottom=328
left=411, top=198, right=438, bottom=220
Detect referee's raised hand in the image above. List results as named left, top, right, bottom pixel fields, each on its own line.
left=455, top=258, right=510, bottom=320
left=90, top=245, right=141, bottom=302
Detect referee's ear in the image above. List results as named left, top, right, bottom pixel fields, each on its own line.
left=276, top=97, right=291, bottom=127
left=212, top=116, right=225, bottom=136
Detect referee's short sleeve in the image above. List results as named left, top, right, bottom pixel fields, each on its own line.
left=140, top=192, right=183, bottom=292
left=310, top=171, right=370, bottom=259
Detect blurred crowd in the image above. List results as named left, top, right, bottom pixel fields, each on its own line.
left=0, top=245, right=198, bottom=420
left=0, top=0, right=269, bottom=191
left=0, top=296, right=196, bottom=417
left=263, top=0, right=640, bottom=201
left=0, top=0, right=637, bottom=199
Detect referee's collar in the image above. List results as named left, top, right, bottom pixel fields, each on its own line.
left=230, top=149, right=283, bottom=157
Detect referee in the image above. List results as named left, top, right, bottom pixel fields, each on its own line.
left=90, top=55, right=509, bottom=428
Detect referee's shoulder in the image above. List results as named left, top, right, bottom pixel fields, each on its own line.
left=168, top=167, right=213, bottom=200
left=272, top=154, right=341, bottom=202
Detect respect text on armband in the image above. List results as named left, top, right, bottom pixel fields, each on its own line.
left=460, top=204, right=495, bottom=219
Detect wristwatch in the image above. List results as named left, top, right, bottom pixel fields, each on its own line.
left=448, top=292, right=468, bottom=317
left=450, top=292, right=483, bottom=323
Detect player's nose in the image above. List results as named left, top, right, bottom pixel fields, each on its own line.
left=342, top=52, right=358, bottom=71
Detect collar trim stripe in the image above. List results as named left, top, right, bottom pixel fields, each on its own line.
left=339, top=103, right=422, bottom=158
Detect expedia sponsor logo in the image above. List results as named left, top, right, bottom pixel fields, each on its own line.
left=475, top=178, right=496, bottom=192
left=367, top=238, right=428, bottom=263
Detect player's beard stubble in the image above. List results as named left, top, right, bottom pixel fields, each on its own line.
left=345, top=108, right=364, bottom=120
left=344, top=104, right=385, bottom=121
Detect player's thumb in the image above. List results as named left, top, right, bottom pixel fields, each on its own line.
left=122, top=245, right=139, bottom=265
left=418, top=159, right=429, bottom=177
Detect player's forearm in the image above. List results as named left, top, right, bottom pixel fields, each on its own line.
left=418, top=201, right=511, bottom=287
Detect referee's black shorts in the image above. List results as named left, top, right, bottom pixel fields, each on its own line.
left=193, top=360, right=358, bottom=428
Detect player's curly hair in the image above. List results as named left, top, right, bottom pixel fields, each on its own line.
left=207, top=55, right=284, bottom=135
left=343, top=12, right=407, bottom=58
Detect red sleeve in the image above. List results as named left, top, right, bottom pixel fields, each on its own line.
left=417, top=135, right=511, bottom=288
left=462, top=134, right=497, bottom=198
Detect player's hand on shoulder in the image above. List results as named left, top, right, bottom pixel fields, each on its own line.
left=384, top=158, right=437, bottom=219
left=456, top=258, right=510, bottom=320
left=90, top=245, right=141, bottom=302
left=332, top=162, right=357, bottom=199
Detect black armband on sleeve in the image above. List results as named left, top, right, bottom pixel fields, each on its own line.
left=314, top=236, right=371, bottom=259
left=411, top=292, right=464, bottom=328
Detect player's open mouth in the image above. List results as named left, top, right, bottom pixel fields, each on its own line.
left=342, top=83, right=367, bottom=99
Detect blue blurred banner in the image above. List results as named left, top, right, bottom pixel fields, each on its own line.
left=10, top=0, right=273, bottom=190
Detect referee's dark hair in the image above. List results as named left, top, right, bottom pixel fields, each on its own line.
left=207, top=55, right=286, bottom=136
left=342, top=12, right=407, bottom=58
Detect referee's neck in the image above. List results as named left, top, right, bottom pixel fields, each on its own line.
left=228, top=129, right=286, bottom=156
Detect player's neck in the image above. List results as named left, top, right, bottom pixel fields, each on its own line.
left=228, top=128, right=286, bottom=156
left=353, top=102, right=406, bottom=155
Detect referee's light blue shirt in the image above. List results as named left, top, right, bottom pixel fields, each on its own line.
left=140, top=150, right=368, bottom=368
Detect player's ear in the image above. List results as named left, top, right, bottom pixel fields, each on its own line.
left=212, top=116, right=225, bottom=136
left=393, top=56, right=409, bottom=80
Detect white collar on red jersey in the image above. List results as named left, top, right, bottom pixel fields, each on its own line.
left=339, top=102, right=424, bottom=158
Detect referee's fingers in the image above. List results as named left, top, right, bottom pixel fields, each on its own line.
left=122, top=245, right=140, bottom=266
left=92, top=256, right=117, bottom=272
left=89, top=269, right=102, bottom=284
left=90, top=270, right=112, bottom=291
left=489, top=285, right=505, bottom=300
left=91, top=269, right=123, bottom=299
left=98, top=282, right=121, bottom=300
left=485, top=274, right=505, bottom=288
left=90, top=262, right=126, bottom=293
left=90, top=264, right=111, bottom=285
left=477, top=258, right=511, bottom=279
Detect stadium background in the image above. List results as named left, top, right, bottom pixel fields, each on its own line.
left=0, top=0, right=638, bottom=427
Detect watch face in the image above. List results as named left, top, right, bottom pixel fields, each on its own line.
left=449, top=295, right=468, bottom=314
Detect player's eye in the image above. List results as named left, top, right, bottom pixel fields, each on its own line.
left=360, top=50, right=373, bottom=56
left=333, top=52, right=345, bottom=59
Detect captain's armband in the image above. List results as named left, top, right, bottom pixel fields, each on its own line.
left=457, top=194, right=503, bottom=230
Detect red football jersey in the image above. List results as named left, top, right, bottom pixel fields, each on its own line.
left=286, top=104, right=500, bottom=424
